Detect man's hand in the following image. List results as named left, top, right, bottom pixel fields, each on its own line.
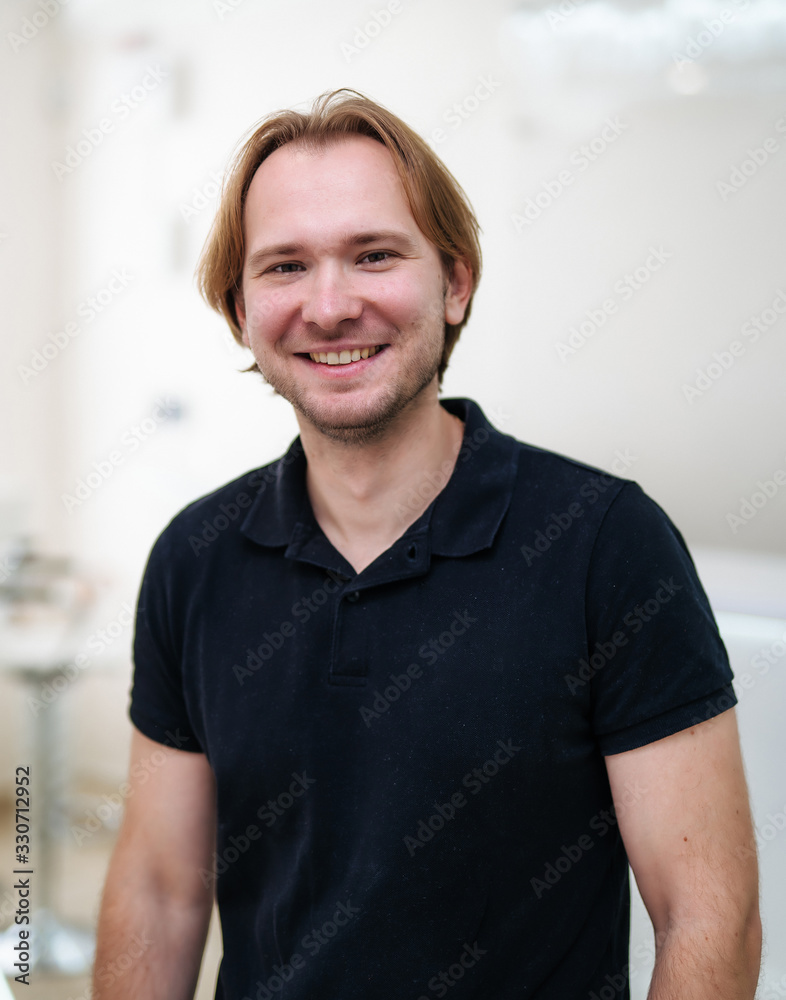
left=606, top=708, right=761, bottom=998
left=92, top=728, right=217, bottom=999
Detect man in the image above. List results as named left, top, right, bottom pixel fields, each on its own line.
left=93, top=90, right=761, bottom=999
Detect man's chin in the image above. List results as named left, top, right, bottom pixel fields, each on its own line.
left=294, top=397, right=408, bottom=445
left=257, top=356, right=441, bottom=444
left=295, top=377, right=443, bottom=445
left=302, top=416, right=393, bottom=445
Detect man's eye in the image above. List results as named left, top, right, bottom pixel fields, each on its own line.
left=361, top=251, right=393, bottom=264
left=270, top=262, right=302, bottom=274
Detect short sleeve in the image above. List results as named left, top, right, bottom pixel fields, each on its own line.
left=586, top=482, right=736, bottom=755
left=129, top=526, right=203, bottom=753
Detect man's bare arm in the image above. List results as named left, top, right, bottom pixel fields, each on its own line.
left=92, top=728, right=217, bottom=999
left=606, top=708, right=761, bottom=999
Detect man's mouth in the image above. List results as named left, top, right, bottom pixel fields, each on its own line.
left=306, top=345, right=386, bottom=366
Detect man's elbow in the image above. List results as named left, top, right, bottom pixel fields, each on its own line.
left=731, top=872, right=763, bottom=990
left=652, top=894, right=762, bottom=991
left=695, top=900, right=761, bottom=991
left=740, top=904, right=763, bottom=990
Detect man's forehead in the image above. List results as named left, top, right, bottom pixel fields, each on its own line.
left=247, top=134, right=400, bottom=197
left=243, top=134, right=420, bottom=242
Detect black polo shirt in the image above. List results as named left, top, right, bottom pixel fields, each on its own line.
left=130, top=397, right=736, bottom=1000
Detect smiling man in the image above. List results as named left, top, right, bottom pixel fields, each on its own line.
left=236, top=137, right=462, bottom=443
left=93, top=90, right=761, bottom=999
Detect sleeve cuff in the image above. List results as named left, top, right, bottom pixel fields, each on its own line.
left=598, top=683, right=738, bottom=756
left=129, top=703, right=204, bottom=753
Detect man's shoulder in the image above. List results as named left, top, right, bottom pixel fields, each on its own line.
left=499, top=430, right=684, bottom=557
left=503, top=426, right=637, bottom=505
left=453, top=398, right=636, bottom=501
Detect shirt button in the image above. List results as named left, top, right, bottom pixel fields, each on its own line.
left=346, top=590, right=360, bottom=603
left=407, top=544, right=418, bottom=560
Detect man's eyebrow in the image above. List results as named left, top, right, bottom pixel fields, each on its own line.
left=245, top=230, right=419, bottom=270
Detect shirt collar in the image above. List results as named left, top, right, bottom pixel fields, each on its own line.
left=240, top=398, right=519, bottom=570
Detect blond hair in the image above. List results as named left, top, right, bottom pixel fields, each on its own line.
left=196, top=88, right=482, bottom=384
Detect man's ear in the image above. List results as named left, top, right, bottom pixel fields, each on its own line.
left=234, top=285, right=249, bottom=347
left=444, top=259, right=473, bottom=326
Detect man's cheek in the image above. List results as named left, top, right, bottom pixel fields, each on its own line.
left=246, top=287, right=289, bottom=328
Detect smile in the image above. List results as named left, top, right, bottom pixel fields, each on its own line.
left=308, top=346, right=385, bottom=365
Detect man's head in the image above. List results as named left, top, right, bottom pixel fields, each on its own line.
left=197, top=88, right=482, bottom=390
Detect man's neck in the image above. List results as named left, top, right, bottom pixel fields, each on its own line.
left=297, top=391, right=464, bottom=575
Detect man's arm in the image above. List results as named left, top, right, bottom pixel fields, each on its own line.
left=605, top=708, right=761, bottom=999
left=92, top=728, right=217, bottom=1000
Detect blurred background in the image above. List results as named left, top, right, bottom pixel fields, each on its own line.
left=0, top=0, right=784, bottom=996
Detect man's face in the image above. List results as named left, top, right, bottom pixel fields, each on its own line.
left=235, top=135, right=470, bottom=443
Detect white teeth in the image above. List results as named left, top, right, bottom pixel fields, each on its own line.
left=308, top=346, right=381, bottom=365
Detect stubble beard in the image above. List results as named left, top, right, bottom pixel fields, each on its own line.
left=254, top=321, right=445, bottom=446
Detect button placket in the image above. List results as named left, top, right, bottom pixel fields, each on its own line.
left=328, top=586, right=368, bottom=685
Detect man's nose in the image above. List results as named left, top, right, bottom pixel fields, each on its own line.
left=299, top=264, right=363, bottom=329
